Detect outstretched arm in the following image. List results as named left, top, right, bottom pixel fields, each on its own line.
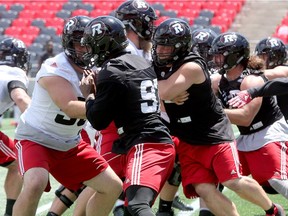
left=229, top=77, right=288, bottom=108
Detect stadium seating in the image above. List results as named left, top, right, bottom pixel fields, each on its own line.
left=273, top=14, right=288, bottom=44
left=0, top=0, right=249, bottom=76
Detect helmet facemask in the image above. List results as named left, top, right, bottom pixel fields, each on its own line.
left=211, top=32, right=250, bottom=74
left=62, top=16, right=92, bottom=69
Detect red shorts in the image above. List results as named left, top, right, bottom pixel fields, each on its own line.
left=239, top=141, right=288, bottom=186
left=177, top=140, right=241, bottom=198
left=80, top=129, right=91, bottom=145
left=94, top=122, right=126, bottom=179
left=0, top=131, right=16, bottom=166
left=14, top=139, right=109, bottom=192
left=123, top=143, right=175, bottom=194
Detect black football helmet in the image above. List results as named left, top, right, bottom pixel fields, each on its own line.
left=210, top=32, right=250, bottom=74
left=191, top=28, right=217, bottom=62
left=0, top=37, right=30, bottom=71
left=115, top=0, right=157, bottom=40
left=62, top=15, right=92, bottom=68
left=255, top=37, right=287, bottom=69
left=152, top=18, right=192, bottom=67
left=81, top=16, right=129, bottom=68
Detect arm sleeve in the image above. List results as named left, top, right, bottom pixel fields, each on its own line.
left=7, top=80, right=28, bottom=95
left=248, top=77, right=288, bottom=99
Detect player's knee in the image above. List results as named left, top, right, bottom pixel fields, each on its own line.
left=195, top=183, right=215, bottom=198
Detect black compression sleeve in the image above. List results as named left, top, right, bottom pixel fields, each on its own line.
left=7, top=80, right=27, bottom=95
left=248, top=78, right=288, bottom=99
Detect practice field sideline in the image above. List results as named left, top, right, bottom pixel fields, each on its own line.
left=0, top=118, right=286, bottom=215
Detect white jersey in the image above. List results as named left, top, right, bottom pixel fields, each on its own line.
left=125, top=38, right=152, bottom=61
left=15, top=53, right=85, bottom=151
left=0, top=65, right=29, bottom=115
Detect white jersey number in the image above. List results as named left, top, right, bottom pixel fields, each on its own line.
left=140, top=79, right=158, bottom=113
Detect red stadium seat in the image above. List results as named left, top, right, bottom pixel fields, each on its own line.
left=182, top=1, right=202, bottom=11
left=22, top=2, right=44, bottom=11
left=45, top=17, right=64, bottom=29
left=90, top=9, right=110, bottom=17
left=21, top=26, right=40, bottom=36
left=94, top=2, right=114, bottom=10
left=154, top=16, right=170, bottom=26
left=165, top=2, right=184, bottom=11
left=35, top=10, right=56, bottom=19
left=42, top=2, right=64, bottom=11
left=282, top=17, right=288, bottom=26
left=71, top=9, right=90, bottom=17
left=276, top=24, right=288, bottom=37
left=18, top=10, right=36, bottom=19
left=211, top=16, right=230, bottom=32
left=177, top=9, right=200, bottom=19
left=202, top=2, right=220, bottom=12
left=220, top=1, right=242, bottom=13
left=12, top=18, right=31, bottom=27
left=215, top=9, right=237, bottom=21
left=5, top=26, right=22, bottom=37
left=212, top=15, right=232, bottom=26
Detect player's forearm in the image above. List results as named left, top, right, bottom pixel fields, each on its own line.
left=248, top=78, right=288, bottom=99
left=63, top=101, right=87, bottom=119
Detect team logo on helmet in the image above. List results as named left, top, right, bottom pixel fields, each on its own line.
left=170, top=21, right=186, bottom=36
left=132, top=0, right=149, bottom=12
left=220, top=33, right=237, bottom=45
left=266, top=38, right=281, bottom=48
left=64, top=18, right=76, bottom=34
left=194, top=31, right=210, bottom=42
left=90, top=21, right=106, bottom=39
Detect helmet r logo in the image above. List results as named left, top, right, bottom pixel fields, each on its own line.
left=133, top=0, right=149, bottom=11
left=195, top=32, right=209, bottom=42
left=91, top=22, right=105, bottom=39
left=171, top=23, right=184, bottom=35
left=267, top=38, right=280, bottom=48
left=221, top=34, right=237, bottom=44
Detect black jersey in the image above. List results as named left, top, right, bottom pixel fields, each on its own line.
left=218, top=70, right=283, bottom=135
left=86, top=53, right=173, bottom=154
left=155, top=53, right=235, bottom=145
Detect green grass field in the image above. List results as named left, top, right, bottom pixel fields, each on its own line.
left=0, top=117, right=287, bottom=216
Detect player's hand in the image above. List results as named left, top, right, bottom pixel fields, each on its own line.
left=228, top=90, right=253, bottom=108
left=172, top=91, right=189, bottom=105
left=80, top=69, right=95, bottom=98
